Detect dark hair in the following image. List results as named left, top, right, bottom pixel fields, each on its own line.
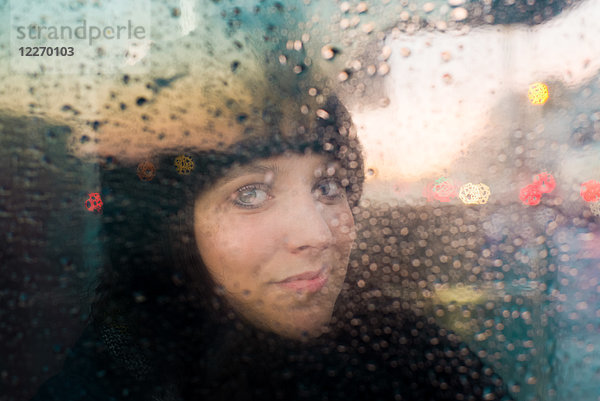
left=89, top=95, right=364, bottom=391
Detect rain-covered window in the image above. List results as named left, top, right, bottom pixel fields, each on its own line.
left=2, top=1, right=599, bottom=400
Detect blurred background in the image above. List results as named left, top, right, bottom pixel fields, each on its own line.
left=1, top=0, right=599, bottom=400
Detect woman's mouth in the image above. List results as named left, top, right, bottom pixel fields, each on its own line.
left=275, top=267, right=329, bottom=293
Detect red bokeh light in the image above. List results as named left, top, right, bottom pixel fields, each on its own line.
left=519, top=184, right=542, bottom=206
left=85, top=193, right=103, bottom=213
left=425, top=177, right=459, bottom=202
left=581, top=180, right=600, bottom=202
left=533, top=172, right=555, bottom=194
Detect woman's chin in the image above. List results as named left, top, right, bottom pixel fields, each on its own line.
left=272, top=322, right=329, bottom=341
left=265, top=308, right=334, bottom=341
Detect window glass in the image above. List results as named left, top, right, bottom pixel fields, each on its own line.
left=1, top=1, right=598, bottom=400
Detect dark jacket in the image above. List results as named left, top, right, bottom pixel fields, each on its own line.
left=32, top=292, right=513, bottom=401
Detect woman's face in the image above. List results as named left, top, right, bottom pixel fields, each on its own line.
left=193, top=152, right=356, bottom=339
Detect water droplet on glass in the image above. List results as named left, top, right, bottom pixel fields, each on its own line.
left=356, top=2, right=368, bottom=14
left=316, top=109, right=330, bottom=119
left=378, top=63, right=390, bottom=76
left=423, top=2, right=435, bottom=13
left=451, top=7, right=468, bottom=21
left=321, top=45, right=337, bottom=60
left=362, top=22, right=374, bottom=34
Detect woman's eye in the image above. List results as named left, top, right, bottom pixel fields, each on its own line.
left=314, top=179, right=344, bottom=201
left=233, top=184, right=271, bottom=208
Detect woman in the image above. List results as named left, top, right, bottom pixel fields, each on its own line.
left=31, top=90, right=512, bottom=400
left=31, top=4, right=511, bottom=396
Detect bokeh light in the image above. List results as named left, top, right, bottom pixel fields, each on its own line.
left=533, top=172, right=555, bottom=194
left=137, top=160, right=156, bottom=182
left=174, top=155, right=194, bottom=175
left=580, top=180, right=600, bottom=202
left=528, top=82, right=549, bottom=105
left=458, top=183, right=491, bottom=205
left=519, top=184, right=542, bottom=206
left=425, top=177, right=459, bottom=202
left=85, top=193, right=103, bottom=213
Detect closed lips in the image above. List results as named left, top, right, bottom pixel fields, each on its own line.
left=276, top=266, right=327, bottom=284
left=274, top=266, right=329, bottom=292
left=277, top=268, right=324, bottom=283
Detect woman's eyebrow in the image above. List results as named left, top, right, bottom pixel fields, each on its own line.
left=219, top=163, right=279, bottom=184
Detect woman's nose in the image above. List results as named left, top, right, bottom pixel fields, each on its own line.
left=282, top=194, right=334, bottom=253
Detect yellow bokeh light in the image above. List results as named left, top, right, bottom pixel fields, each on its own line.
left=174, top=155, right=194, bottom=175
left=528, top=82, right=549, bottom=105
left=459, top=183, right=490, bottom=205
left=433, top=285, right=485, bottom=305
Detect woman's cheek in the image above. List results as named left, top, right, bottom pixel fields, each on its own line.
left=339, top=208, right=355, bottom=228
left=224, top=216, right=263, bottom=249
left=214, top=220, right=268, bottom=275
left=330, top=208, right=355, bottom=245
